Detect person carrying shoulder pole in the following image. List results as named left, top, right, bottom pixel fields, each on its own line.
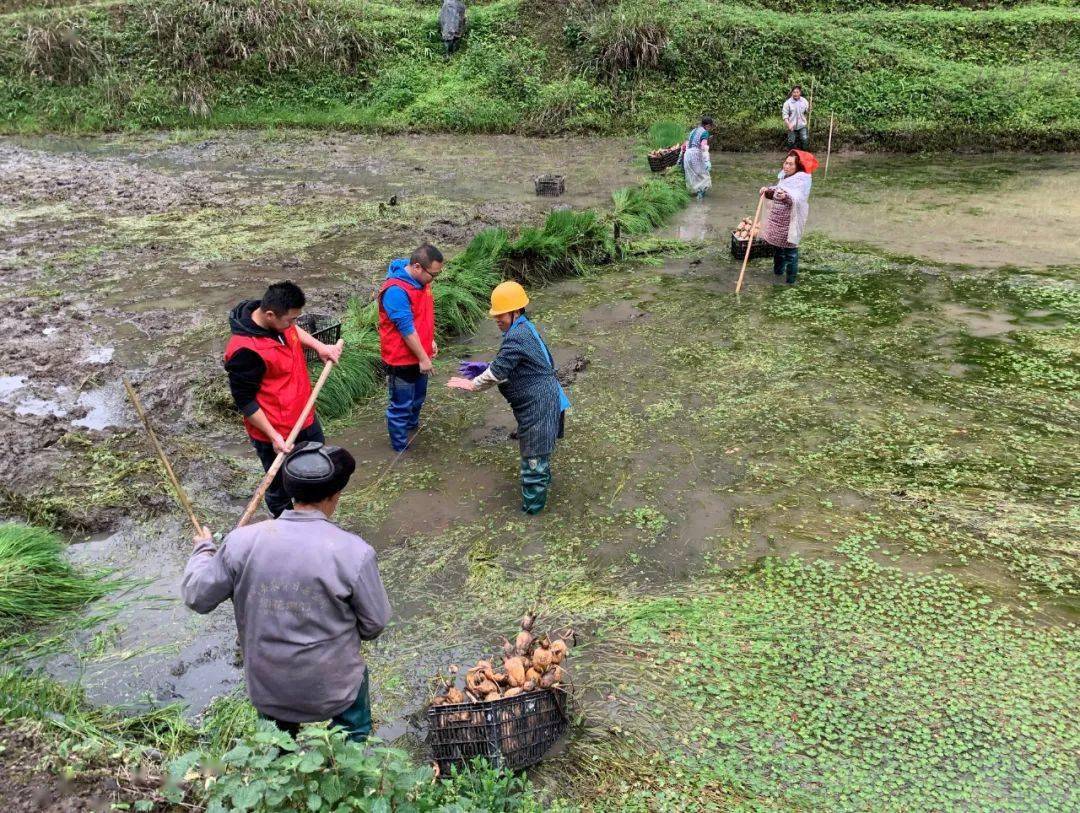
left=783, top=85, right=810, bottom=150
left=377, top=244, right=443, bottom=452
left=447, top=281, right=569, bottom=514
left=224, top=281, right=342, bottom=518
left=182, top=442, right=391, bottom=742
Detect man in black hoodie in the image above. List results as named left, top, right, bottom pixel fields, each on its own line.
left=224, top=281, right=342, bottom=518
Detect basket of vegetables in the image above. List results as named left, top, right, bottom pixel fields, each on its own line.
left=426, top=613, right=573, bottom=773
left=648, top=145, right=682, bottom=172
left=730, top=218, right=775, bottom=260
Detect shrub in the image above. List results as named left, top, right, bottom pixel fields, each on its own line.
left=162, top=723, right=564, bottom=812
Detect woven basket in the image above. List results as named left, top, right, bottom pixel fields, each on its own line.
left=534, top=174, right=565, bottom=197
left=295, top=313, right=341, bottom=365
left=427, top=688, right=569, bottom=773
left=730, top=232, right=776, bottom=261
left=648, top=147, right=681, bottom=172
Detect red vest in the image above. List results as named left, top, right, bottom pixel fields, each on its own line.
left=378, top=278, right=435, bottom=366
left=224, top=325, right=313, bottom=442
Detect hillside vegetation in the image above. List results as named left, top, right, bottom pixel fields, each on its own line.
left=1, top=0, right=1078, bottom=143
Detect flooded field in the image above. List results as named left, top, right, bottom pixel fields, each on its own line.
left=1, top=133, right=1077, bottom=810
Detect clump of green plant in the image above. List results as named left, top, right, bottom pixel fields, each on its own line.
left=163, top=723, right=567, bottom=811
left=314, top=298, right=383, bottom=421
left=585, top=10, right=668, bottom=84
left=647, top=119, right=684, bottom=150
left=611, top=176, right=690, bottom=236
left=21, top=17, right=107, bottom=84
left=0, top=523, right=119, bottom=636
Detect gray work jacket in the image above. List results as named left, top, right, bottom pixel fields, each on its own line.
left=182, top=509, right=391, bottom=722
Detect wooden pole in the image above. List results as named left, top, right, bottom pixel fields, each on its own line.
left=236, top=340, right=343, bottom=528
left=825, top=113, right=835, bottom=180
left=735, top=193, right=766, bottom=294
left=123, top=378, right=203, bottom=534
left=806, top=76, right=815, bottom=136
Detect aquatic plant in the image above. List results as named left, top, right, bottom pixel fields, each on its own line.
left=611, top=176, right=690, bottom=236
left=311, top=298, right=382, bottom=421
left=162, top=723, right=568, bottom=812
left=647, top=119, right=684, bottom=150
left=0, top=523, right=117, bottom=635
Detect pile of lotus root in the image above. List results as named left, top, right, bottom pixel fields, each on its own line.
left=648, top=145, right=680, bottom=158
left=733, top=217, right=762, bottom=241
left=431, top=613, right=572, bottom=706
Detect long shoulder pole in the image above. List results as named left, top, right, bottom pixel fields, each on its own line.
left=124, top=379, right=203, bottom=533
left=735, top=193, right=766, bottom=294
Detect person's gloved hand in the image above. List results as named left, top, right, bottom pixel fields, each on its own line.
left=458, top=361, right=489, bottom=380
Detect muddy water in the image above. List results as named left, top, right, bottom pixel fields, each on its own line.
left=3, top=134, right=1077, bottom=727
left=664, top=152, right=1080, bottom=268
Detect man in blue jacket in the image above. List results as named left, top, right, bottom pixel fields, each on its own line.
left=376, top=244, right=443, bottom=452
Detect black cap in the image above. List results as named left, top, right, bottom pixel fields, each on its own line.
left=282, top=442, right=356, bottom=504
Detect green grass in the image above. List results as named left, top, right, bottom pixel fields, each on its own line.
left=646, top=120, right=684, bottom=150
left=0, top=523, right=118, bottom=638
left=1, top=0, right=1076, bottom=148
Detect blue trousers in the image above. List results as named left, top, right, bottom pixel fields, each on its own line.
left=263, top=669, right=371, bottom=743
left=773, top=246, right=799, bottom=284
left=387, top=371, right=428, bottom=451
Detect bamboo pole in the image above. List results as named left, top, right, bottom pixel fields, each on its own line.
left=236, top=340, right=343, bottom=528
left=825, top=113, right=835, bottom=180
left=123, top=378, right=202, bottom=534
left=735, top=193, right=766, bottom=294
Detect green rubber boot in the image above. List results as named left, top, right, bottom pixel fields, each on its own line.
left=520, top=455, right=551, bottom=514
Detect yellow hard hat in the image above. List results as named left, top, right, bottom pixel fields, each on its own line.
left=489, top=280, right=530, bottom=316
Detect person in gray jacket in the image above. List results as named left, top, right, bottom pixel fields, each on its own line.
left=182, top=442, right=391, bottom=741
left=439, top=0, right=466, bottom=56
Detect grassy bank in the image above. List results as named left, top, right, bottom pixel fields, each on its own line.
left=1, top=0, right=1077, bottom=148
left=315, top=175, right=689, bottom=420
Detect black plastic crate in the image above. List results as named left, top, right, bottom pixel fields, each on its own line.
left=534, top=174, right=565, bottom=197
left=730, top=231, right=777, bottom=261
left=427, top=688, right=569, bottom=773
left=296, top=313, right=341, bottom=365
left=648, top=147, right=681, bottom=172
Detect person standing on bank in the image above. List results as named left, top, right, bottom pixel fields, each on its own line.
left=447, top=281, right=569, bottom=514
left=182, top=442, right=391, bottom=742
left=439, top=0, right=466, bottom=56
left=682, top=116, right=714, bottom=200
left=782, top=85, right=810, bottom=150
left=224, top=281, right=342, bottom=518
left=760, top=149, right=818, bottom=285
left=378, top=244, right=443, bottom=453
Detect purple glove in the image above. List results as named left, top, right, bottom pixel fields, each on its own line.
left=458, top=361, right=489, bottom=380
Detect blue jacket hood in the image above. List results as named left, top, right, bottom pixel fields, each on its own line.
left=386, top=258, right=422, bottom=288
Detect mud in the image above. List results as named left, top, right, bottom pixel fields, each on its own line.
left=0, top=132, right=642, bottom=528
left=0, top=727, right=161, bottom=813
